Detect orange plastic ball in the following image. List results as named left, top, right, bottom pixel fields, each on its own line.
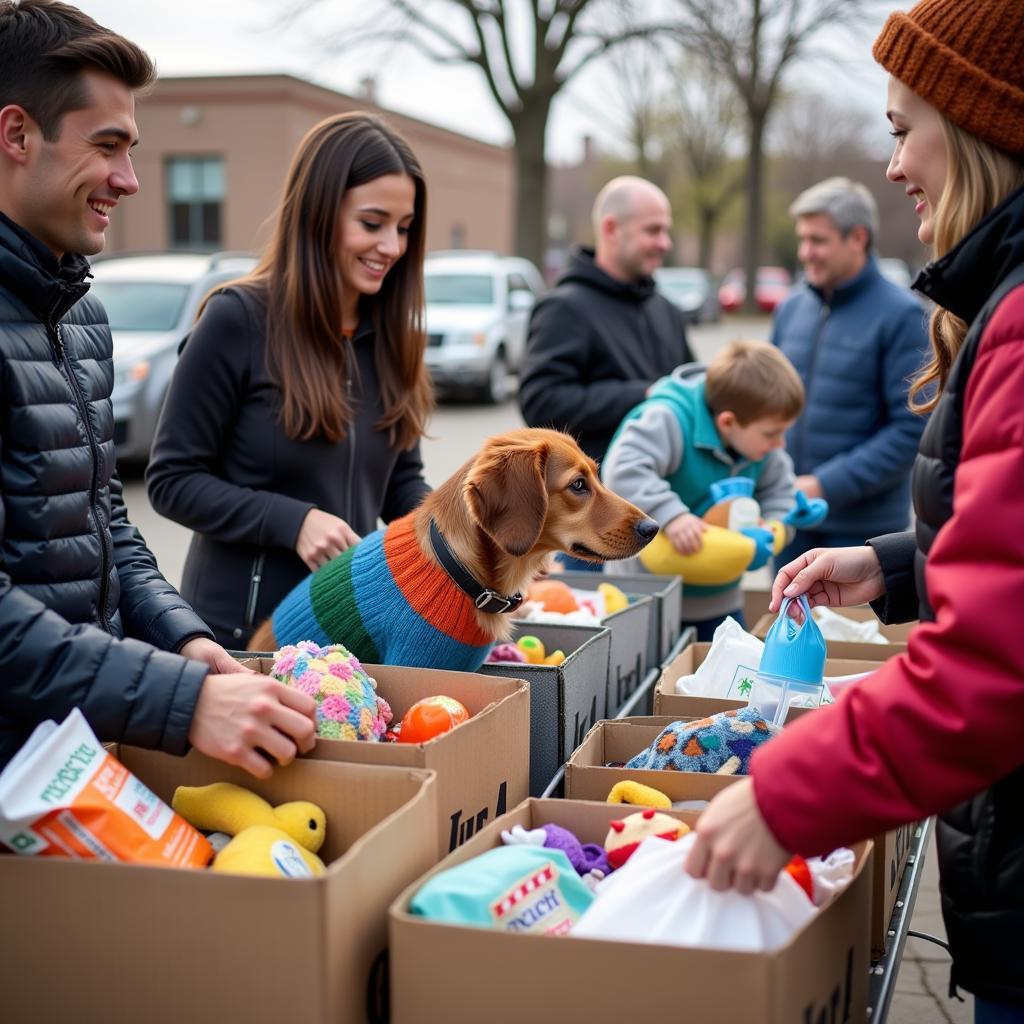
left=397, top=695, right=470, bottom=744
left=527, top=579, right=579, bottom=614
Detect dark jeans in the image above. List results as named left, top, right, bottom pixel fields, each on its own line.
left=555, top=552, right=604, bottom=573
left=976, top=998, right=1024, bottom=1024
left=779, top=530, right=869, bottom=568
left=684, top=609, right=746, bottom=642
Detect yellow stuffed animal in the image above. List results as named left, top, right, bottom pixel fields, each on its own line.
left=606, top=780, right=672, bottom=809
left=172, top=782, right=327, bottom=878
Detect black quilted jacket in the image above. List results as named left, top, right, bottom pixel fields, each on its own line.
left=0, top=213, right=214, bottom=767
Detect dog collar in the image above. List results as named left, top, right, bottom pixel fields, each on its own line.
left=428, top=518, right=524, bottom=615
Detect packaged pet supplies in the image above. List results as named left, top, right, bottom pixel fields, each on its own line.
left=748, top=595, right=828, bottom=726
left=0, top=708, right=211, bottom=868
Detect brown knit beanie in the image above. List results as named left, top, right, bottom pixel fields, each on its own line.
left=873, top=0, right=1024, bottom=157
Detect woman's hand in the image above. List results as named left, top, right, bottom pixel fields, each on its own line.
left=296, top=510, right=361, bottom=571
left=178, top=637, right=255, bottom=673
left=665, top=512, right=707, bottom=555
left=684, top=778, right=791, bottom=893
left=770, top=545, right=885, bottom=614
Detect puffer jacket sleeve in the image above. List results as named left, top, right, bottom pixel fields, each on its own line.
left=750, top=301, right=1024, bottom=856
left=811, top=303, right=928, bottom=507
left=380, top=440, right=431, bottom=523
left=867, top=530, right=920, bottom=624
left=147, top=290, right=315, bottom=551
left=518, top=296, right=649, bottom=438
left=0, top=572, right=208, bottom=758
left=109, top=467, right=215, bottom=650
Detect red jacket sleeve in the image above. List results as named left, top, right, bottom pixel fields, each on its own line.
left=750, top=292, right=1024, bottom=856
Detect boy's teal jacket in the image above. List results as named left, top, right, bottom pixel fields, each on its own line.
left=602, top=369, right=796, bottom=609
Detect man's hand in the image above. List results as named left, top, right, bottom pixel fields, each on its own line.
left=296, top=509, right=360, bottom=571
left=665, top=512, right=707, bottom=555
left=179, top=637, right=255, bottom=674
left=794, top=475, right=823, bottom=500
left=188, top=674, right=318, bottom=779
left=684, top=778, right=791, bottom=894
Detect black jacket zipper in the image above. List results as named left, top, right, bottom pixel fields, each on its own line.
left=346, top=376, right=355, bottom=524
left=243, top=550, right=267, bottom=630
left=50, top=319, right=113, bottom=632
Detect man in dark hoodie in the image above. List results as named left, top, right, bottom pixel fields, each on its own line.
left=0, top=0, right=315, bottom=776
left=518, top=176, right=694, bottom=469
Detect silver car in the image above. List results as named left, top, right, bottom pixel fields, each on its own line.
left=423, top=251, right=545, bottom=404
left=88, top=251, right=257, bottom=464
left=655, top=266, right=721, bottom=324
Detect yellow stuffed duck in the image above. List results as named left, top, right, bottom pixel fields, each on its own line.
left=172, top=782, right=327, bottom=879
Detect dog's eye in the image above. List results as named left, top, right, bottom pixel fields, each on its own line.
left=569, top=477, right=589, bottom=495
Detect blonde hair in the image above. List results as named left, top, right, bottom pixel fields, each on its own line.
left=910, top=117, right=1024, bottom=412
left=705, top=340, right=804, bottom=424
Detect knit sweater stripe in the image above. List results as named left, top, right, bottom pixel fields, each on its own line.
left=309, top=537, right=382, bottom=663
left=271, top=575, right=332, bottom=649
left=382, top=514, right=494, bottom=646
left=350, top=529, right=492, bottom=668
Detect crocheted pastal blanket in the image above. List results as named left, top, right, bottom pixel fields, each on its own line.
left=272, top=512, right=495, bottom=669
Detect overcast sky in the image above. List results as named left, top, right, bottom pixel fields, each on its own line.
left=75, top=0, right=909, bottom=163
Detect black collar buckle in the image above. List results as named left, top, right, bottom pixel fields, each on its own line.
left=429, top=518, right=524, bottom=616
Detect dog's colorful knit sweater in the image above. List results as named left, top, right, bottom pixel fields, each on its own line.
left=271, top=513, right=496, bottom=669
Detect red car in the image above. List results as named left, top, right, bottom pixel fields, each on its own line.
left=718, top=266, right=792, bottom=313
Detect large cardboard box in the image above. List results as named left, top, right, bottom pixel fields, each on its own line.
left=243, top=658, right=530, bottom=856
left=557, top=570, right=683, bottom=671
left=390, top=798, right=872, bottom=1023
left=574, top=715, right=912, bottom=957
left=1, top=748, right=437, bottom=1024
left=481, top=622, right=610, bottom=798
left=752, top=604, right=912, bottom=660
left=653, top=641, right=883, bottom=720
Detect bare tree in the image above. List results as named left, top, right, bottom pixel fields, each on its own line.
left=672, top=0, right=882, bottom=312
left=664, top=56, right=745, bottom=272
left=292, top=0, right=672, bottom=268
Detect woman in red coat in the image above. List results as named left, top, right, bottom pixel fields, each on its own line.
left=685, top=0, right=1024, bottom=1016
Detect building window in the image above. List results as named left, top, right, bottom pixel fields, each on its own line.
left=167, top=156, right=224, bottom=248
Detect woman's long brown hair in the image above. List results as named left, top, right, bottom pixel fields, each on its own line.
left=222, top=112, right=433, bottom=448
left=909, top=118, right=1024, bottom=413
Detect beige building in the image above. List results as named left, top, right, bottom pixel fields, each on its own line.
left=108, top=74, right=515, bottom=257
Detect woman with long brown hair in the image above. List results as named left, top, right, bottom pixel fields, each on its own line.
left=148, top=112, right=433, bottom=648
left=684, top=0, right=1024, bottom=1017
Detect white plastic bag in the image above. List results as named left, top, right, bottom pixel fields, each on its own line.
left=812, top=606, right=888, bottom=644
left=674, top=616, right=764, bottom=698
left=572, top=834, right=815, bottom=951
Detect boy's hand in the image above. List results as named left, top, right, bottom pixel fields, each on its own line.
left=665, top=513, right=707, bottom=555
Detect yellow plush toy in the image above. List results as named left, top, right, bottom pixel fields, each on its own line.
left=604, top=808, right=690, bottom=869
left=172, top=782, right=327, bottom=878
left=597, top=582, right=629, bottom=615
left=606, top=780, right=672, bottom=809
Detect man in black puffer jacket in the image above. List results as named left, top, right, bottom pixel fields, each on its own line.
left=0, top=0, right=315, bottom=776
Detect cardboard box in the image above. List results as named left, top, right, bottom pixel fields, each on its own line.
left=1, top=748, right=437, bottom=1024
left=742, top=586, right=774, bottom=627
left=243, top=658, right=530, bottom=857
left=573, top=716, right=911, bottom=957
left=557, top=570, right=683, bottom=671
left=752, top=605, right=912, bottom=660
left=654, top=642, right=883, bottom=720
left=390, top=798, right=872, bottom=1023
left=481, top=622, right=610, bottom=798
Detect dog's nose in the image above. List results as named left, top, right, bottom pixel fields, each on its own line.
left=634, top=518, right=659, bottom=542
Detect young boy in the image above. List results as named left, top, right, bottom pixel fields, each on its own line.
left=602, top=340, right=805, bottom=640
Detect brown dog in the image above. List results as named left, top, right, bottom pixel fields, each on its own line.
left=248, top=428, right=657, bottom=667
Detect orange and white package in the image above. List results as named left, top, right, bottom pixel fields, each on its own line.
left=0, top=708, right=212, bottom=869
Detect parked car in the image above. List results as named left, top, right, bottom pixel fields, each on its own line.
left=423, top=251, right=545, bottom=403
left=718, top=266, right=793, bottom=313
left=654, top=266, right=720, bottom=324
left=877, top=257, right=914, bottom=289
left=88, top=250, right=257, bottom=464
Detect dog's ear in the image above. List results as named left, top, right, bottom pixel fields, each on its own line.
left=464, top=440, right=549, bottom=556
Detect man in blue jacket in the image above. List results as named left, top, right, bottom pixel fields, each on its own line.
left=772, top=177, right=928, bottom=562
left=0, top=0, right=315, bottom=774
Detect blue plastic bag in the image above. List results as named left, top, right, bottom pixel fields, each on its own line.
left=749, top=595, right=827, bottom=725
